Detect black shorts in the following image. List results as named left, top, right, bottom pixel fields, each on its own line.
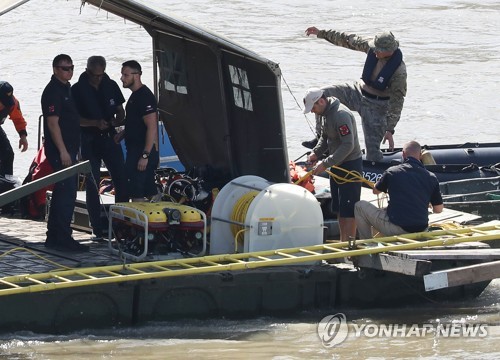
left=329, top=157, right=362, bottom=218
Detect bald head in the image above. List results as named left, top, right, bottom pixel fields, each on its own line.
left=403, top=141, right=422, bottom=160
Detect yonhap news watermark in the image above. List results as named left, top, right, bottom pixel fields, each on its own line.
left=317, top=313, right=488, bottom=348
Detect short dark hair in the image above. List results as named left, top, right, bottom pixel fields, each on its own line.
left=87, top=55, right=106, bottom=70
left=122, top=60, right=142, bottom=74
left=52, top=54, right=73, bottom=67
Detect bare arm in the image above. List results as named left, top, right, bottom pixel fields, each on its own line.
left=137, top=112, right=158, bottom=171
left=114, top=105, right=125, bottom=126
left=18, top=135, right=28, bottom=152
left=432, top=204, right=444, bottom=214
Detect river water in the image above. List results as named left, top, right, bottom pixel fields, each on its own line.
left=1, top=0, right=500, bottom=358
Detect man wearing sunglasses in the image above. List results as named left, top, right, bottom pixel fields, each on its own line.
left=72, top=56, right=127, bottom=241
left=41, top=54, right=88, bottom=252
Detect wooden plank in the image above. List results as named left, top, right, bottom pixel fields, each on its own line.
left=424, top=260, right=500, bottom=291
left=389, top=249, right=500, bottom=261
left=0, top=161, right=91, bottom=207
left=350, top=253, right=432, bottom=277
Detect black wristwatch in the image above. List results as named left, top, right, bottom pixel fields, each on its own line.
left=141, top=151, right=150, bottom=159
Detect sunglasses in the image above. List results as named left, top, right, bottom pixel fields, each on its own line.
left=56, top=65, right=74, bottom=72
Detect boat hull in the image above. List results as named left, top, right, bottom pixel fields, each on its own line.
left=0, top=264, right=489, bottom=334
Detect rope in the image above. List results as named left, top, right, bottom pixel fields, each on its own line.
left=0, top=247, right=73, bottom=271
left=325, top=165, right=374, bottom=188
left=429, top=221, right=465, bottom=231
left=281, top=73, right=316, bottom=136
left=293, top=169, right=314, bottom=186
left=230, top=191, right=259, bottom=238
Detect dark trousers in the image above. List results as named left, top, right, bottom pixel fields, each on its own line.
left=125, top=146, right=159, bottom=199
left=0, top=127, right=14, bottom=176
left=81, top=131, right=127, bottom=237
left=46, top=153, right=78, bottom=244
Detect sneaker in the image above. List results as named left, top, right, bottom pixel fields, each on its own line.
left=45, top=239, right=89, bottom=252
left=64, top=239, right=90, bottom=252
left=301, top=138, right=318, bottom=149
left=90, top=236, right=107, bottom=243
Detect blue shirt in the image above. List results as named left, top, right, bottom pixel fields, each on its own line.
left=375, top=157, right=443, bottom=232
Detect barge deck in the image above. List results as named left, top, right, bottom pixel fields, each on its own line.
left=1, top=215, right=500, bottom=334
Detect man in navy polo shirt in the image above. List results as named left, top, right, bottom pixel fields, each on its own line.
left=41, top=54, right=88, bottom=252
left=72, top=56, right=127, bottom=240
left=354, top=140, right=443, bottom=239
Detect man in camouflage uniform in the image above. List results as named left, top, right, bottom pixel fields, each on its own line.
left=303, top=27, right=407, bottom=162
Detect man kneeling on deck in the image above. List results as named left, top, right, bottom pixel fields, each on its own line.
left=354, top=140, right=444, bottom=239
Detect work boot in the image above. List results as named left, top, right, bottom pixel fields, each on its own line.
left=301, top=138, right=318, bottom=149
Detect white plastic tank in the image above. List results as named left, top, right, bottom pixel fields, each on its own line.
left=210, top=175, right=323, bottom=255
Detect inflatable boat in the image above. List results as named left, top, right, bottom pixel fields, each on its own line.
left=362, top=142, right=500, bottom=183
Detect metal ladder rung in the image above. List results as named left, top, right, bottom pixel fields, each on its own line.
left=200, top=260, right=222, bottom=266
left=150, top=265, right=172, bottom=272
left=100, top=270, right=123, bottom=277
left=74, top=271, right=100, bottom=280
left=0, top=279, right=20, bottom=289
left=124, top=267, right=147, bottom=274
left=322, top=245, right=347, bottom=253
left=274, top=251, right=297, bottom=258
left=442, top=230, right=469, bottom=238
left=52, top=275, right=71, bottom=283
left=226, top=258, right=247, bottom=264
left=471, top=227, right=500, bottom=235
left=173, top=262, right=196, bottom=269
left=297, top=248, right=323, bottom=256
left=24, top=277, right=46, bottom=285
left=391, top=238, right=420, bottom=244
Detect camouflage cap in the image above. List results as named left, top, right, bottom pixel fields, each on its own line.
left=369, top=31, right=399, bottom=52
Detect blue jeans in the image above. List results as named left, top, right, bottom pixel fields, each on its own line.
left=81, top=131, right=127, bottom=237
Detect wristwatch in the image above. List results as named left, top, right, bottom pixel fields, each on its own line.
left=141, top=151, right=150, bottom=159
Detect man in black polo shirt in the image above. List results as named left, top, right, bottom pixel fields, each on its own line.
left=72, top=56, right=127, bottom=240
left=354, top=140, right=443, bottom=239
left=41, top=54, right=88, bottom=252
left=119, top=60, right=158, bottom=201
